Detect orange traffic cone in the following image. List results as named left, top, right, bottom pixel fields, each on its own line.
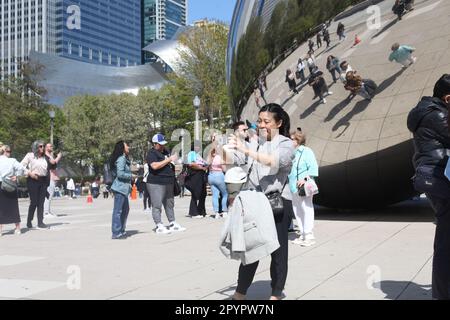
left=87, top=189, right=93, bottom=204
left=131, top=184, right=137, bottom=200
left=353, top=34, right=361, bottom=46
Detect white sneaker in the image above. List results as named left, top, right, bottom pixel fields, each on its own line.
left=214, top=213, right=221, bottom=219
left=221, top=212, right=228, bottom=218
left=327, top=91, right=333, bottom=96
left=411, top=57, right=417, bottom=64
left=300, top=239, right=316, bottom=247
left=304, top=232, right=315, bottom=240
left=167, top=222, right=186, bottom=232
left=45, top=213, right=58, bottom=218
left=291, top=238, right=304, bottom=245
left=14, top=229, right=21, bottom=235
left=193, top=215, right=205, bottom=219
left=321, top=98, right=327, bottom=104
left=155, top=225, right=171, bottom=234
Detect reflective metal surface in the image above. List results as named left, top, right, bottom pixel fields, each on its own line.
left=30, top=51, right=168, bottom=106
left=227, top=0, right=449, bottom=208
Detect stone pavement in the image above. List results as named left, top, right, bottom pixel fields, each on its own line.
left=0, top=195, right=436, bottom=300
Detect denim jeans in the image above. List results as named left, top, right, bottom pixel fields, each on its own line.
left=208, top=172, right=228, bottom=213
left=111, top=192, right=129, bottom=237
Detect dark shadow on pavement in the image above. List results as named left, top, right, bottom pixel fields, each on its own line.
left=332, top=99, right=371, bottom=131
left=300, top=99, right=322, bottom=119
left=375, top=280, right=432, bottom=300
left=124, top=230, right=141, bottom=238
left=314, top=199, right=435, bottom=223
left=375, top=67, right=407, bottom=95
left=372, top=19, right=398, bottom=39
left=324, top=97, right=354, bottom=122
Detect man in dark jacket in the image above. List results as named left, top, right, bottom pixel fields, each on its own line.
left=407, top=74, right=450, bottom=300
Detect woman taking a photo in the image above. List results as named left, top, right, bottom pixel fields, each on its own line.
left=224, top=103, right=295, bottom=300
left=207, top=146, right=228, bottom=219
left=0, top=145, right=28, bottom=236
left=109, top=141, right=132, bottom=239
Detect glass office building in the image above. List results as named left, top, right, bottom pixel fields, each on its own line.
left=142, top=0, right=187, bottom=63
left=1, top=0, right=141, bottom=81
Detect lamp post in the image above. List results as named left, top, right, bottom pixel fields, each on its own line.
left=193, top=96, right=201, bottom=141
left=49, top=109, right=55, bottom=145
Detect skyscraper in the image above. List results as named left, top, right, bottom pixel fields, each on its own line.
left=0, top=0, right=142, bottom=81
left=142, top=0, right=187, bottom=63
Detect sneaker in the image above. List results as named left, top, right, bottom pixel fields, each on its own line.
left=167, top=222, right=186, bottom=232
left=14, top=229, right=22, bottom=235
left=27, top=222, right=33, bottom=229
left=321, top=98, right=327, bottom=104
left=221, top=212, right=228, bottom=218
left=112, top=233, right=126, bottom=239
left=37, top=223, right=49, bottom=229
left=291, top=238, right=305, bottom=245
left=193, top=215, right=205, bottom=219
left=45, top=213, right=58, bottom=218
left=155, top=225, right=171, bottom=234
left=214, top=213, right=221, bottom=219
left=300, top=239, right=316, bottom=247
left=411, top=57, right=417, bottom=64
left=327, top=91, right=333, bottom=96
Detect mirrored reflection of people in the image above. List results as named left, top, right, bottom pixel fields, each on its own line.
left=306, top=53, right=317, bottom=74
left=223, top=103, right=295, bottom=301
left=289, top=130, right=319, bottom=247
left=407, top=75, right=450, bottom=300
left=337, top=22, right=346, bottom=41
left=323, top=28, right=331, bottom=47
left=0, top=145, right=28, bottom=236
left=66, top=177, right=76, bottom=198
left=344, top=71, right=375, bottom=102
left=21, top=140, right=50, bottom=229
left=285, top=69, right=299, bottom=95
left=316, top=33, right=322, bottom=49
left=43, top=143, right=62, bottom=218
left=392, top=0, right=405, bottom=20
left=326, top=55, right=341, bottom=83
left=185, top=142, right=208, bottom=218
left=296, top=58, right=307, bottom=83
left=308, top=67, right=333, bottom=104
left=389, top=43, right=417, bottom=68
left=109, top=140, right=132, bottom=239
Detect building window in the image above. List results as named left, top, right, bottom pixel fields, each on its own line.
left=117, top=56, right=120, bottom=67
left=89, top=48, right=92, bottom=60
left=125, top=59, right=128, bottom=67
left=99, top=50, right=102, bottom=63
left=68, top=41, right=72, bottom=54
left=108, top=53, right=111, bottom=65
left=78, top=45, right=82, bottom=57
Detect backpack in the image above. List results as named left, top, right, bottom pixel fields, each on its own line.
left=103, top=163, right=114, bottom=186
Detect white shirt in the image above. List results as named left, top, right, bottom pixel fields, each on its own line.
left=340, top=65, right=354, bottom=83
left=297, top=61, right=305, bottom=71
left=21, top=152, right=48, bottom=177
left=67, top=179, right=75, bottom=190
left=0, top=155, right=28, bottom=182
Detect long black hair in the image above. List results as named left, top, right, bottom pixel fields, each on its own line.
left=259, top=103, right=291, bottom=138
left=110, top=140, right=126, bottom=170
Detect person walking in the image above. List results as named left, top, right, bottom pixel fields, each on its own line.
left=146, top=133, right=185, bottom=234
left=326, top=55, right=341, bottom=83
left=389, top=43, right=417, bottom=68
left=285, top=69, right=299, bottom=95
left=224, top=103, right=295, bottom=300
left=337, top=22, right=346, bottom=41
left=323, top=29, right=331, bottom=47
left=109, top=141, right=132, bottom=239
left=21, top=141, right=50, bottom=229
left=392, top=0, right=406, bottom=20
left=316, top=33, right=322, bottom=49
left=207, top=147, right=228, bottom=219
left=185, top=142, right=208, bottom=218
left=308, top=39, right=315, bottom=53
left=306, top=53, right=317, bottom=74
left=100, top=182, right=109, bottom=199
left=407, top=74, right=450, bottom=300
left=344, top=71, right=375, bottom=102
left=66, top=177, right=75, bottom=198
left=296, top=58, right=307, bottom=83
left=43, top=143, right=62, bottom=218
left=308, top=68, right=333, bottom=104
left=0, top=145, right=28, bottom=236
left=288, top=130, right=319, bottom=246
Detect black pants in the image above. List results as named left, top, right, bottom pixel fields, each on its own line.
left=187, top=171, right=207, bottom=216
left=236, top=199, right=291, bottom=297
left=27, top=177, right=48, bottom=225
left=427, top=194, right=450, bottom=299
left=143, top=186, right=151, bottom=209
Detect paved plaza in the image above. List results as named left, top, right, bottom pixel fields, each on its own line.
left=0, top=195, right=436, bottom=300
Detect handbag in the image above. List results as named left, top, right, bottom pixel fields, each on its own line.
left=412, top=164, right=450, bottom=199
left=173, top=176, right=181, bottom=197
left=245, top=145, right=287, bottom=218
left=1, top=176, right=17, bottom=193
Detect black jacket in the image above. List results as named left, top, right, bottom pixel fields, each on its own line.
left=407, top=96, right=450, bottom=169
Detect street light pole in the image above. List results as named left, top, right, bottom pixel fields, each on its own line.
left=49, top=110, right=55, bottom=145
left=193, top=96, right=201, bottom=141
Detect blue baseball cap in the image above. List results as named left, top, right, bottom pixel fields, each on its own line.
left=152, top=133, right=168, bottom=145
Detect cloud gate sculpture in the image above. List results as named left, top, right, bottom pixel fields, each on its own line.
left=227, top=0, right=450, bottom=208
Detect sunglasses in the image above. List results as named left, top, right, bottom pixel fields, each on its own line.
left=38, top=145, right=44, bottom=148
left=5, top=150, right=11, bottom=153
left=297, top=127, right=302, bottom=132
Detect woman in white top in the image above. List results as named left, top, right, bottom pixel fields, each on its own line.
left=21, top=140, right=50, bottom=229
left=0, top=145, right=28, bottom=236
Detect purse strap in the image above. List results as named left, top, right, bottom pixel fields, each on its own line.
left=296, top=148, right=308, bottom=182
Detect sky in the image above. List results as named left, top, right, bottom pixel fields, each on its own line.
left=188, top=0, right=237, bottom=25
